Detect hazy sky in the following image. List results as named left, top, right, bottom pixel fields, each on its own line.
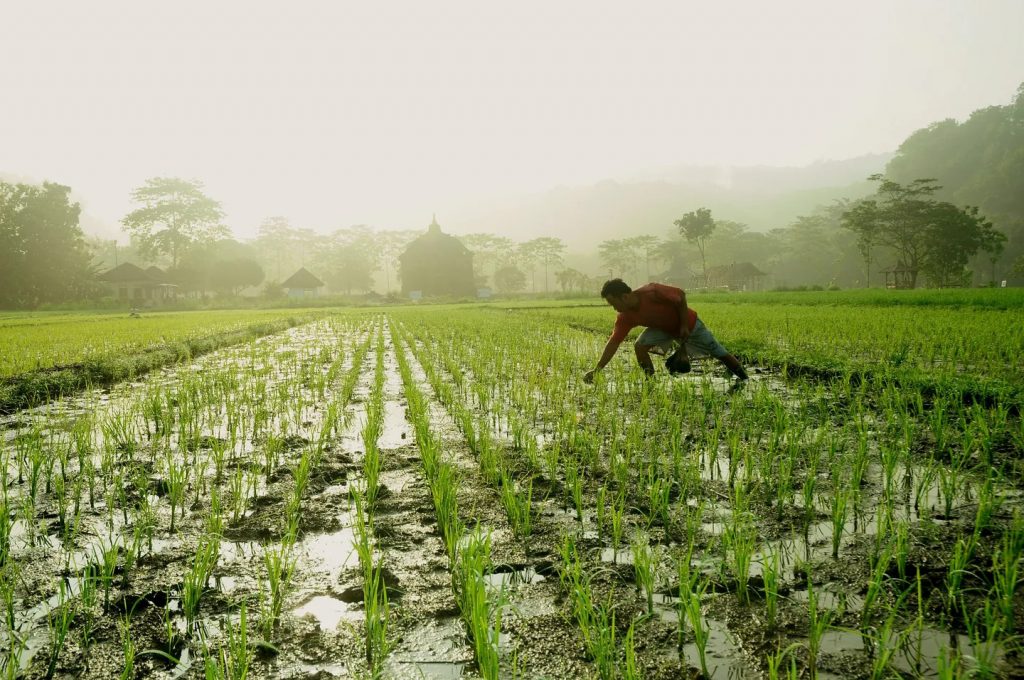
left=2, top=0, right=1022, bottom=240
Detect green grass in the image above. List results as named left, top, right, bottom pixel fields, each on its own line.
left=0, top=308, right=328, bottom=377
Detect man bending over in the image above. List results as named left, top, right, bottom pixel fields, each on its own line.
left=583, top=279, right=749, bottom=383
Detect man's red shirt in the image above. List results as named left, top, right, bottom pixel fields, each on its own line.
left=609, top=282, right=698, bottom=344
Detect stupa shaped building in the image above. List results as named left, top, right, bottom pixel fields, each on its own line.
left=399, top=216, right=475, bottom=297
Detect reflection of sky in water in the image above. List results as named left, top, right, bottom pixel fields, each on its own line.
left=292, top=594, right=361, bottom=630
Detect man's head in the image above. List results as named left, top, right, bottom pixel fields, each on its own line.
left=601, top=278, right=633, bottom=312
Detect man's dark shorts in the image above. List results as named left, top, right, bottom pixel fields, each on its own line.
left=636, top=319, right=729, bottom=359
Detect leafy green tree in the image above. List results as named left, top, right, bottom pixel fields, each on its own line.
left=839, top=200, right=883, bottom=286
left=375, top=229, right=420, bottom=293
left=622, top=235, right=661, bottom=281
left=494, top=265, right=526, bottom=293
left=316, top=226, right=379, bottom=295
left=0, top=181, right=96, bottom=308
left=515, top=241, right=541, bottom=292
left=555, top=267, right=588, bottom=293
left=459, top=233, right=514, bottom=288
left=842, top=175, right=1004, bottom=288
left=209, top=258, right=265, bottom=295
left=674, top=207, right=715, bottom=287
left=254, top=216, right=297, bottom=281
left=597, top=239, right=633, bottom=279
left=524, top=237, right=567, bottom=293
left=919, top=203, right=1004, bottom=287
left=1013, top=254, right=1024, bottom=277
left=122, top=178, right=228, bottom=268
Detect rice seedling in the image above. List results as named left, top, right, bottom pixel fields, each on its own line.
left=683, top=577, right=710, bottom=678
left=646, top=474, right=672, bottom=529
left=945, top=533, right=976, bottom=622
left=763, top=546, right=780, bottom=629
left=805, top=576, right=837, bottom=680
left=725, top=485, right=756, bottom=605
left=830, top=473, right=851, bottom=559
left=182, top=534, right=220, bottom=631
left=867, top=599, right=910, bottom=680
left=609, top=491, right=626, bottom=561
left=45, top=580, right=76, bottom=679
left=119, top=611, right=136, bottom=680
left=500, top=473, right=534, bottom=538
left=893, top=520, right=910, bottom=582
left=165, top=446, right=189, bottom=533
left=622, top=619, right=639, bottom=680
left=0, top=497, right=10, bottom=569
left=79, top=563, right=99, bottom=657
left=94, top=535, right=121, bottom=611
left=937, top=456, right=965, bottom=520
left=454, top=528, right=501, bottom=679
left=631, top=534, right=656, bottom=616
left=990, top=530, right=1021, bottom=636
left=595, top=485, right=608, bottom=540
left=962, top=598, right=1002, bottom=677
left=259, top=542, right=296, bottom=639
left=973, top=478, right=1001, bottom=536
left=351, top=487, right=391, bottom=676
left=203, top=602, right=254, bottom=680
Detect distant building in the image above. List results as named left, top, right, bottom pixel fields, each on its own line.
left=399, top=216, right=475, bottom=297
left=281, top=267, right=325, bottom=298
left=691, top=262, right=768, bottom=291
left=658, top=258, right=696, bottom=289
left=881, top=262, right=915, bottom=289
left=97, top=263, right=178, bottom=305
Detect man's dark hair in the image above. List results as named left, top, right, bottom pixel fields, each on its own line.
left=601, top=279, right=631, bottom=298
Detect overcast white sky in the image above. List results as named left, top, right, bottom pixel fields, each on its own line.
left=2, top=0, right=1022, bottom=240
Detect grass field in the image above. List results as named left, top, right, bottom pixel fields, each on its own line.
left=0, top=308, right=329, bottom=378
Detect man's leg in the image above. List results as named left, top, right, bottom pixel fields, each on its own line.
left=688, top=320, right=749, bottom=380
left=634, top=342, right=656, bottom=375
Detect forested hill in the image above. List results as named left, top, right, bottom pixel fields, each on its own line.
left=885, top=83, right=1024, bottom=227
left=452, top=154, right=890, bottom=248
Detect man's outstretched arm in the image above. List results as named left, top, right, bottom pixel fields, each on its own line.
left=583, top=338, right=621, bottom=383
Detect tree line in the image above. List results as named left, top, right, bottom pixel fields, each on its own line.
left=3, top=83, right=1022, bottom=307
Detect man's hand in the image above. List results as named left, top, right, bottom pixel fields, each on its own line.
left=583, top=369, right=597, bottom=384
left=679, top=325, right=691, bottom=343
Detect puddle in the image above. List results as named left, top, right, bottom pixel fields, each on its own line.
left=300, top=525, right=357, bottom=580
left=600, top=547, right=633, bottom=564
left=651, top=592, right=682, bottom=623
left=484, top=564, right=546, bottom=589
left=379, top=400, right=410, bottom=448
left=292, top=594, right=362, bottom=630
left=817, top=627, right=1001, bottom=678
left=681, top=615, right=752, bottom=678
left=387, top=616, right=472, bottom=678
left=790, top=587, right=864, bottom=612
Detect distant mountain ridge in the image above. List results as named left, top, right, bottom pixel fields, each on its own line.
left=452, top=153, right=893, bottom=248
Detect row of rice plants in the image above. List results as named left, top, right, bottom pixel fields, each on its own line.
left=396, top=317, right=676, bottom=677
left=390, top=321, right=505, bottom=679
left=350, top=318, right=392, bottom=678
